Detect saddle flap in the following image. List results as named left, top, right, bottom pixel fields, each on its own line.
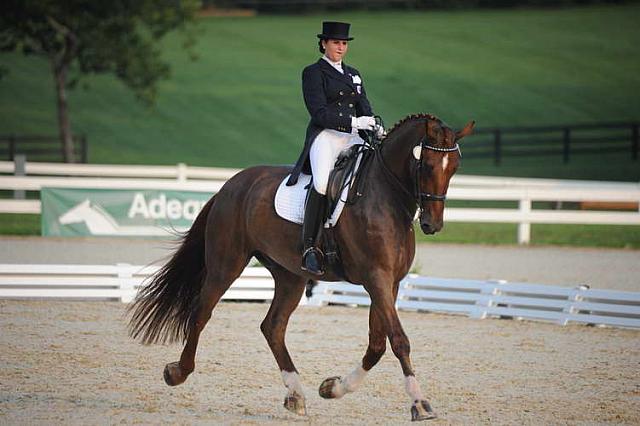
left=326, top=145, right=371, bottom=215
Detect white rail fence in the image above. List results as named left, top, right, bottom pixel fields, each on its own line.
left=0, top=264, right=274, bottom=304
left=0, top=160, right=241, bottom=180
left=1, top=264, right=639, bottom=329
left=1, top=160, right=639, bottom=244
left=310, top=275, right=640, bottom=329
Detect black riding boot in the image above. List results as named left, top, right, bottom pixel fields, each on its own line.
left=301, top=187, right=327, bottom=276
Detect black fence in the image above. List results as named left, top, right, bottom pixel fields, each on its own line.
left=0, top=135, right=88, bottom=163
left=463, top=122, right=639, bottom=165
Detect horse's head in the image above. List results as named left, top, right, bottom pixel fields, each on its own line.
left=414, top=118, right=474, bottom=234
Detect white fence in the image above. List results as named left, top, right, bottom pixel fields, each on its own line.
left=0, top=160, right=241, bottom=180
left=1, top=160, right=639, bottom=244
left=1, top=264, right=639, bottom=329
left=309, top=275, right=640, bottom=329
left=0, top=264, right=275, bottom=303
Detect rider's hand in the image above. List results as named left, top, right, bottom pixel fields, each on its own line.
left=351, top=116, right=376, bottom=130
left=376, top=125, right=387, bottom=139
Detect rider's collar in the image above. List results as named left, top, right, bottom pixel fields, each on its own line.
left=322, top=55, right=344, bottom=74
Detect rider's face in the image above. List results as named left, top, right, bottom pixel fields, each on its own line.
left=323, top=39, right=348, bottom=62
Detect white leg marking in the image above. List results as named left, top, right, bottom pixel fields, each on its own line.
left=405, top=375, right=424, bottom=402
left=281, top=370, right=304, bottom=396
left=332, top=365, right=368, bottom=398
left=441, top=153, right=449, bottom=172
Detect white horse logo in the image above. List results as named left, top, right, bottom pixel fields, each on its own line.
left=59, top=199, right=183, bottom=236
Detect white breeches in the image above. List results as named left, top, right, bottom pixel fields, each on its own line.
left=309, top=129, right=364, bottom=195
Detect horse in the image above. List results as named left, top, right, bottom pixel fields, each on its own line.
left=127, top=113, right=475, bottom=421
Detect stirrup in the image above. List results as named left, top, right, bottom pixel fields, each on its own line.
left=301, top=247, right=324, bottom=276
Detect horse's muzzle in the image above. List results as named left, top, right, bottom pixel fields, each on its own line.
left=420, top=217, right=443, bottom=235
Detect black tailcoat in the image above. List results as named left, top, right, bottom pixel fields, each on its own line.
left=287, top=58, right=373, bottom=185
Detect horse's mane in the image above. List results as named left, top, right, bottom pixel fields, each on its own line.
left=386, top=113, right=442, bottom=136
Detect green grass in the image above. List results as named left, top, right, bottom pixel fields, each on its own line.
left=2, top=5, right=639, bottom=247
left=417, top=222, right=640, bottom=248
left=0, top=214, right=40, bottom=236
left=1, top=212, right=638, bottom=249
left=1, top=5, right=639, bottom=181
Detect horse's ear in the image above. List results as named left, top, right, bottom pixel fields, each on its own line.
left=455, top=121, right=475, bottom=140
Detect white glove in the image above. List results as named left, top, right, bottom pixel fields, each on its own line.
left=351, top=116, right=376, bottom=130
left=375, top=124, right=387, bottom=139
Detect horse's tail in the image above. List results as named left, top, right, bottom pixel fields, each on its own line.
left=127, top=195, right=216, bottom=345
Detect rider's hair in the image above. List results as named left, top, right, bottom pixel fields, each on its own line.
left=318, top=39, right=325, bottom=54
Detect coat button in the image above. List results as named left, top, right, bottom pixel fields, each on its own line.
left=349, top=103, right=354, bottom=108
left=337, top=102, right=342, bottom=106
left=351, top=92, right=355, bottom=95
left=339, top=112, right=343, bottom=117
left=339, top=91, right=344, bottom=96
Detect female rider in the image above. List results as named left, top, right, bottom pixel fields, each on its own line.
left=287, top=21, right=383, bottom=276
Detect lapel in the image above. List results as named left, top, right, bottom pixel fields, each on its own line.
left=318, top=58, right=355, bottom=90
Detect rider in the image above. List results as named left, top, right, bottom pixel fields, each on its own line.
left=287, top=21, right=384, bottom=276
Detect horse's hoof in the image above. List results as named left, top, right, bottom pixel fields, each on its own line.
left=411, top=400, right=437, bottom=421
left=283, top=391, right=307, bottom=416
left=318, top=376, right=342, bottom=399
left=163, top=362, right=188, bottom=386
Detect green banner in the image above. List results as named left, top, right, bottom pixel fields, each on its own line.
left=41, top=188, right=214, bottom=237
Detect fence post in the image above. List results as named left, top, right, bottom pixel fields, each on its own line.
left=633, top=123, right=638, bottom=161
left=13, top=154, right=26, bottom=200
left=493, top=129, right=501, bottom=166
left=563, top=128, right=571, bottom=163
left=117, top=263, right=135, bottom=303
left=177, top=162, right=187, bottom=182
left=517, top=195, right=531, bottom=245
left=469, top=281, right=499, bottom=319
left=9, top=134, right=16, bottom=160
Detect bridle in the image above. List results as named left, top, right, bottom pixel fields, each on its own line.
left=413, top=136, right=461, bottom=206
left=372, top=120, right=461, bottom=220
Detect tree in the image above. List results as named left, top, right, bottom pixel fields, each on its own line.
left=0, top=0, right=199, bottom=162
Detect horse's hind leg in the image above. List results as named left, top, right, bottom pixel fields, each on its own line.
left=164, top=256, right=248, bottom=386
left=259, top=264, right=307, bottom=416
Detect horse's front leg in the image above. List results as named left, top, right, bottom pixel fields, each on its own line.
left=260, top=268, right=307, bottom=416
left=367, top=280, right=437, bottom=422
left=319, top=303, right=386, bottom=399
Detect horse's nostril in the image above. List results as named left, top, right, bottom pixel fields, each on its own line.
left=420, top=223, right=435, bottom=235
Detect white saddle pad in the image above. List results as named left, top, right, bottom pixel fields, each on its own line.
left=275, top=155, right=362, bottom=228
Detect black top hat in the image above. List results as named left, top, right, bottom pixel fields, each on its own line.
left=317, top=21, right=354, bottom=41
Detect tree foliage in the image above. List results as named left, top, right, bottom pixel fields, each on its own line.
left=0, top=0, right=200, bottom=161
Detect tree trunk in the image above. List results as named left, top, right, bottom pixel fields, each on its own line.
left=52, top=61, right=75, bottom=163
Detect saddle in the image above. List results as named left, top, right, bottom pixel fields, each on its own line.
left=273, top=143, right=376, bottom=279
left=318, top=144, right=375, bottom=278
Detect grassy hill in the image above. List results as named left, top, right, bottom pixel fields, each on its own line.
left=1, top=4, right=639, bottom=180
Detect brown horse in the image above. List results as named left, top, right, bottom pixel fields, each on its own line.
left=128, top=113, right=474, bottom=421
